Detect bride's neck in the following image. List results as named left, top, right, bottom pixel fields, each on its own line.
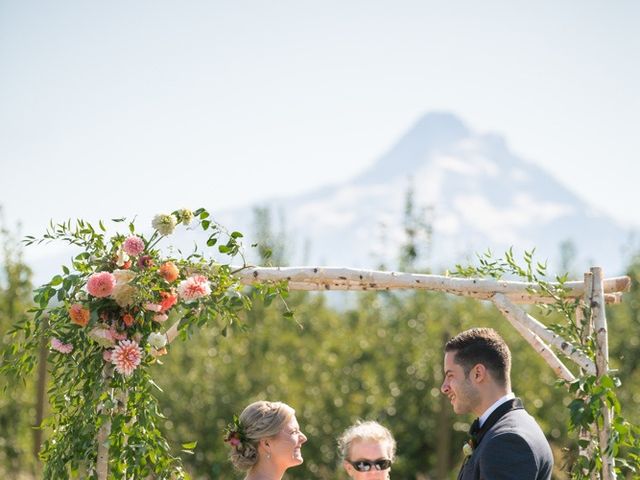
left=245, top=474, right=281, bottom=480
left=245, top=467, right=283, bottom=480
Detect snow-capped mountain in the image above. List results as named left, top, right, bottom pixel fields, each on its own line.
left=218, top=112, right=631, bottom=276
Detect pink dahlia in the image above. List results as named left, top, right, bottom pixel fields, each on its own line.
left=177, top=275, right=211, bottom=303
left=111, top=340, right=142, bottom=376
left=87, top=272, right=116, bottom=298
left=123, top=236, right=145, bottom=256
left=51, top=337, right=73, bottom=354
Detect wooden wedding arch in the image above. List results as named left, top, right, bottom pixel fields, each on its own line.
left=96, top=265, right=630, bottom=480
left=226, top=265, right=627, bottom=480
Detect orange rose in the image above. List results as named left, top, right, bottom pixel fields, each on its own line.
left=159, top=262, right=179, bottom=282
left=122, top=313, right=135, bottom=327
left=69, top=303, right=90, bottom=327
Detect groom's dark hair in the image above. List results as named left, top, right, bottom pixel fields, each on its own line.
left=445, top=328, right=511, bottom=388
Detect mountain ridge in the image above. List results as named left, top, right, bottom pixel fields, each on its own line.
left=217, top=111, right=630, bottom=276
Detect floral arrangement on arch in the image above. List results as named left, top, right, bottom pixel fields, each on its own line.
left=48, top=210, right=216, bottom=376
left=2, top=208, right=288, bottom=479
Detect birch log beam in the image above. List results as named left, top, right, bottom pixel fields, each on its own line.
left=234, top=267, right=629, bottom=304
left=490, top=296, right=575, bottom=382
left=591, top=267, right=616, bottom=480
left=492, top=294, right=596, bottom=375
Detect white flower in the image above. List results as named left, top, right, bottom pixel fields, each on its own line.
left=113, top=269, right=136, bottom=284
left=89, top=326, right=116, bottom=348
left=148, top=332, right=168, bottom=349
left=115, top=248, right=130, bottom=267
left=152, top=214, right=177, bottom=235
left=112, top=283, right=137, bottom=307
left=462, top=442, right=474, bottom=457
left=177, top=209, right=194, bottom=225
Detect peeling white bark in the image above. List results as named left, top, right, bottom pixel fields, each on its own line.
left=490, top=297, right=575, bottom=382
left=492, top=294, right=596, bottom=375
left=591, top=267, right=616, bottom=480
left=234, top=267, right=629, bottom=302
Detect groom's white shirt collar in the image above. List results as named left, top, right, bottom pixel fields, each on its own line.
left=478, top=392, right=515, bottom=427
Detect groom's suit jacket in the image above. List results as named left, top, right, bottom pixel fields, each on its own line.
left=458, top=398, right=553, bottom=480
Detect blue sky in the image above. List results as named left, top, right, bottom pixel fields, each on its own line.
left=1, top=0, right=639, bottom=252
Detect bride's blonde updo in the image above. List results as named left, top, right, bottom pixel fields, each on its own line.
left=228, top=401, right=295, bottom=471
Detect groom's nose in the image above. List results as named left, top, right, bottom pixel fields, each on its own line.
left=441, top=379, right=449, bottom=394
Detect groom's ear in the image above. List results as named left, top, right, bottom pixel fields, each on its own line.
left=471, top=363, right=487, bottom=383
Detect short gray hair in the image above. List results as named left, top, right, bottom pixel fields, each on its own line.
left=337, top=420, right=396, bottom=462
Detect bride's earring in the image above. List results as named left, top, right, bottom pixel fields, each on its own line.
left=267, top=453, right=271, bottom=459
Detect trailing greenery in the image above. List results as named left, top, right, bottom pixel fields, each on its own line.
left=0, top=208, right=288, bottom=479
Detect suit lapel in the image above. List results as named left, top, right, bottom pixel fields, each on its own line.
left=456, top=398, right=525, bottom=480
left=475, top=397, right=524, bottom=446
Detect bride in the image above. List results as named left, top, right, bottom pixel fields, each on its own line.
left=225, top=400, right=308, bottom=480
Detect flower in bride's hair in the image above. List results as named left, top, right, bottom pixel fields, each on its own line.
left=224, top=414, right=247, bottom=449
left=152, top=214, right=177, bottom=235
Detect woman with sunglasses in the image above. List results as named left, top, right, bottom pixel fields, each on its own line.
left=225, top=400, right=308, bottom=480
left=338, top=420, right=396, bottom=479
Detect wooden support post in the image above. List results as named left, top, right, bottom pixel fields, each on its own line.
left=34, top=315, right=48, bottom=463
left=591, top=267, right=616, bottom=480
left=492, top=294, right=595, bottom=375
left=97, top=364, right=114, bottom=480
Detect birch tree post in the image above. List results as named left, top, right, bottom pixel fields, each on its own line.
left=591, top=267, right=616, bottom=480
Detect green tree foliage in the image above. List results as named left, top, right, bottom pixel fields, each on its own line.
left=608, top=255, right=640, bottom=426
left=0, top=219, right=38, bottom=479
left=151, top=285, right=573, bottom=479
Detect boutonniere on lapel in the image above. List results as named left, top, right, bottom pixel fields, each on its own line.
left=462, top=439, right=474, bottom=457
left=464, top=418, right=480, bottom=457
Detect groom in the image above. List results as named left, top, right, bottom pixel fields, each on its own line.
left=441, top=328, right=553, bottom=480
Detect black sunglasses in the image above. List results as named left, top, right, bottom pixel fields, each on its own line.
left=347, top=458, right=392, bottom=472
